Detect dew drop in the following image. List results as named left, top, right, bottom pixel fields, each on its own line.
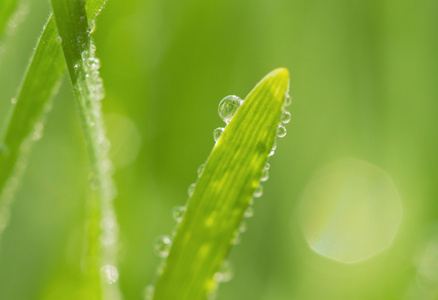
left=253, top=185, right=263, bottom=198
left=284, top=93, right=292, bottom=107
left=213, top=127, right=224, bottom=142
left=153, top=235, right=172, bottom=258
left=88, top=19, right=96, bottom=34
left=214, top=260, right=234, bottom=283
left=172, top=205, right=186, bottom=223
left=81, top=50, right=89, bottom=61
left=260, top=168, right=269, bottom=182
left=188, top=183, right=196, bottom=197
left=265, top=162, right=270, bottom=170
left=197, top=163, right=205, bottom=177
left=100, top=264, right=119, bottom=284
left=269, top=140, right=277, bottom=156
left=280, top=110, right=291, bottom=124
left=144, top=284, right=155, bottom=300
left=238, top=221, right=247, bottom=233
left=32, top=123, right=44, bottom=141
left=55, top=36, right=62, bottom=44
left=218, top=95, right=241, bottom=124
left=244, top=205, right=254, bottom=218
left=276, top=125, right=287, bottom=138
left=231, top=230, right=241, bottom=245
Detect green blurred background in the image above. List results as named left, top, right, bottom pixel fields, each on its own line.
left=1, top=0, right=437, bottom=299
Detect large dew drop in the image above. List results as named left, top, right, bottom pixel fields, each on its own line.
left=298, top=158, right=402, bottom=264
left=153, top=235, right=172, bottom=258
left=100, top=264, right=119, bottom=284
left=218, top=95, right=241, bottom=124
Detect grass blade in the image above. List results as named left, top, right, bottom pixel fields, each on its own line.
left=0, top=1, right=107, bottom=236
left=152, top=68, right=290, bottom=300
left=50, top=0, right=121, bottom=299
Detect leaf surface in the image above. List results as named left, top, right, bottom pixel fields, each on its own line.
left=153, top=68, right=290, bottom=300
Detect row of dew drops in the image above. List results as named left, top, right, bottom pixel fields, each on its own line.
left=59, top=20, right=119, bottom=287
left=146, top=92, right=292, bottom=299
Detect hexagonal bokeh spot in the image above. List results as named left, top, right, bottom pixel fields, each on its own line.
left=298, top=158, right=403, bottom=264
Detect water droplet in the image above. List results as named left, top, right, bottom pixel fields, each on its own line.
left=284, top=93, right=292, bottom=107
left=90, top=43, right=96, bottom=53
left=244, top=205, right=254, bottom=218
left=214, top=260, right=234, bottom=283
left=81, top=50, right=89, bottom=61
left=88, top=57, right=101, bottom=69
left=218, top=95, right=241, bottom=124
left=253, top=185, right=263, bottom=198
left=280, top=110, right=291, bottom=124
left=238, top=221, right=247, bottom=233
left=172, top=205, right=186, bottom=223
left=213, top=127, right=224, bottom=142
left=260, top=168, right=269, bottom=182
left=269, top=140, right=277, bottom=156
left=143, top=285, right=155, bottom=300
left=11, top=98, right=16, bottom=104
left=100, top=264, right=119, bottom=284
left=153, top=235, right=172, bottom=258
left=88, top=19, right=96, bottom=34
left=231, top=230, right=241, bottom=245
left=265, top=162, right=270, bottom=170
left=188, top=183, right=196, bottom=197
left=276, top=125, right=287, bottom=138
left=74, top=64, right=80, bottom=71
left=55, top=36, right=62, bottom=44
left=32, top=123, right=44, bottom=141
left=197, top=163, right=205, bottom=177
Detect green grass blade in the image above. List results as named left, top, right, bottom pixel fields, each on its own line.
left=0, top=0, right=19, bottom=40
left=50, top=0, right=121, bottom=299
left=0, top=1, right=107, bottom=236
left=153, top=68, right=290, bottom=300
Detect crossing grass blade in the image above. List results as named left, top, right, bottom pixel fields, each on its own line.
left=153, top=68, right=290, bottom=300
left=0, top=1, right=108, bottom=236
left=50, top=0, right=121, bottom=299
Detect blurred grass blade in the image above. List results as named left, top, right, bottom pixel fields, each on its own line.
left=153, top=68, right=290, bottom=300
left=0, top=0, right=19, bottom=40
left=50, top=0, right=121, bottom=299
left=0, top=1, right=107, bottom=236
